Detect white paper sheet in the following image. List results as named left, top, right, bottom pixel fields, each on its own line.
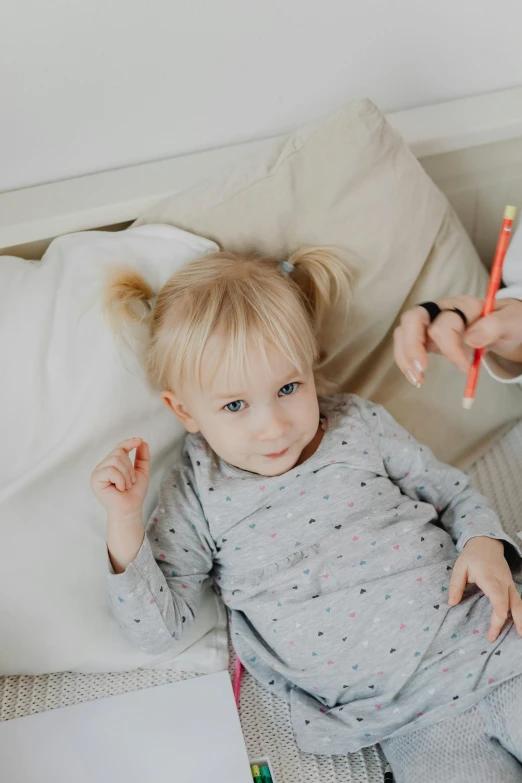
left=0, top=671, right=252, bottom=783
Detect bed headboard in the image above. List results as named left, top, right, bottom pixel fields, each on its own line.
left=2, top=86, right=522, bottom=265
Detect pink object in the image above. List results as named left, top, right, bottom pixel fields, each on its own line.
left=233, top=657, right=243, bottom=707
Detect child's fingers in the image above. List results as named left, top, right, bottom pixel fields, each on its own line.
left=96, top=466, right=127, bottom=493
left=96, top=456, right=135, bottom=489
left=447, top=559, right=467, bottom=606
left=134, top=441, right=150, bottom=477
left=488, top=606, right=508, bottom=643
left=111, top=437, right=143, bottom=455
left=508, top=583, right=522, bottom=636
left=482, top=579, right=510, bottom=642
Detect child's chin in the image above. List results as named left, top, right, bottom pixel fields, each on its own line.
left=255, top=455, right=298, bottom=477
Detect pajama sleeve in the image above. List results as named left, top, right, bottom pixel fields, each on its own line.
left=106, top=457, right=216, bottom=654
left=357, top=399, right=522, bottom=559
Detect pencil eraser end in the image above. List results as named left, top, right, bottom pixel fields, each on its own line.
left=462, top=398, right=474, bottom=410
left=504, top=205, right=517, bottom=221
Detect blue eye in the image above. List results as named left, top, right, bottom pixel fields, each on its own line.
left=279, top=382, right=299, bottom=396
left=224, top=400, right=246, bottom=413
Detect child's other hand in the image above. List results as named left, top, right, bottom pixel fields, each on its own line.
left=90, top=438, right=150, bottom=519
left=449, top=536, right=522, bottom=642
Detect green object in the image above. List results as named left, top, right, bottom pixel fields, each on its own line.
left=251, top=764, right=262, bottom=783
left=260, top=765, right=273, bottom=783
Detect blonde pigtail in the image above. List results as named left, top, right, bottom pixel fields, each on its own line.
left=285, top=247, right=352, bottom=336
left=104, top=268, right=156, bottom=337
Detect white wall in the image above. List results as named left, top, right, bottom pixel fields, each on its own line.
left=2, top=0, right=522, bottom=193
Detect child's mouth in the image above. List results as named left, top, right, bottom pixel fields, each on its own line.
left=264, top=448, right=289, bottom=459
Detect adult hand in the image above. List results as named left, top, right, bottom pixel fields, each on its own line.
left=394, top=296, right=522, bottom=386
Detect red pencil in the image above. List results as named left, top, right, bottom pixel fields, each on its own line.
left=233, top=656, right=243, bottom=707
left=463, top=205, right=517, bottom=409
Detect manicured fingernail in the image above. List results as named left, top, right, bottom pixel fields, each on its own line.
left=132, top=476, right=137, bottom=484
left=413, top=360, right=423, bottom=373
left=407, top=370, right=421, bottom=388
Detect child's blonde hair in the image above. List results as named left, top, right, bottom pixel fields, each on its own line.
left=105, top=247, right=352, bottom=395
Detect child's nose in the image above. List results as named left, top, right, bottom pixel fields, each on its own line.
left=255, top=409, right=288, bottom=442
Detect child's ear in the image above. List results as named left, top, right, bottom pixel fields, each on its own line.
left=161, top=391, right=200, bottom=433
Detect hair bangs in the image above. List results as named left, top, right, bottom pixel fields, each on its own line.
left=160, top=271, right=318, bottom=394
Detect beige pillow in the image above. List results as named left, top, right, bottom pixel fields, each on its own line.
left=136, top=100, right=522, bottom=468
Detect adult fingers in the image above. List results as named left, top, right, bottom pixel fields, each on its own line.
left=465, top=307, right=521, bottom=349
left=427, top=311, right=471, bottom=374
left=394, top=307, right=431, bottom=385
left=393, top=329, right=423, bottom=387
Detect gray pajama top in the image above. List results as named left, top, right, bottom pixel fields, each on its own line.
left=107, top=395, right=522, bottom=754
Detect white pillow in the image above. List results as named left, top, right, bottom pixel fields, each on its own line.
left=0, top=224, right=228, bottom=675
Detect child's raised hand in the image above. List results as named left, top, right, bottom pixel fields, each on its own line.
left=90, top=438, right=150, bottom=519
left=449, top=536, right=522, bottom=642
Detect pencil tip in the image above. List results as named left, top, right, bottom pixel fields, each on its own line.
left=462, top=398, right=474, bottom=410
